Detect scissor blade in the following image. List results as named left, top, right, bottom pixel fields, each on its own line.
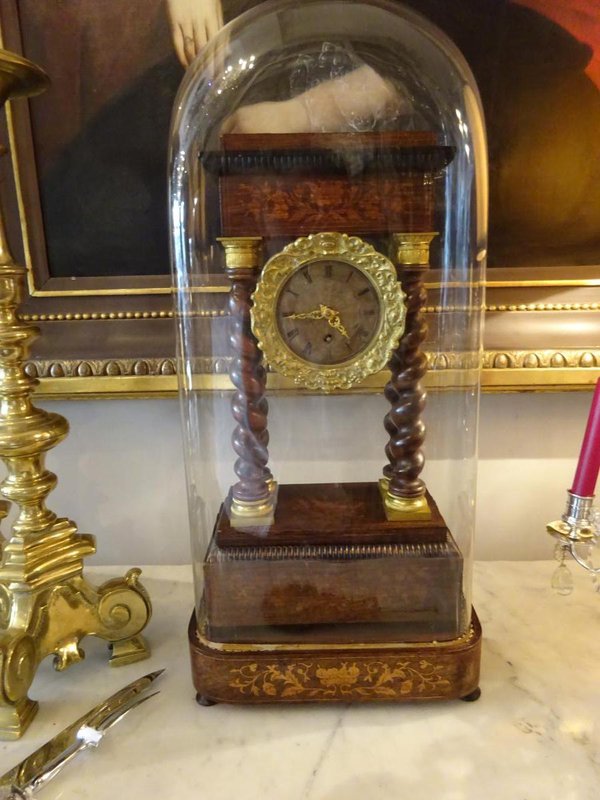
left=95, top=689, right=161, bottom=736
left=0, top=669, right=165, bottom=792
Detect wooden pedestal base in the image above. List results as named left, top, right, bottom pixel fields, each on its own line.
left=205, top=482, right=464, bottom=642
left=189, top=608, right=481, bottom=705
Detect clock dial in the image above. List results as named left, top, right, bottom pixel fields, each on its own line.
left=251, top=232, right=405, bottom=392
left=275, top=259, right=381, bottom=366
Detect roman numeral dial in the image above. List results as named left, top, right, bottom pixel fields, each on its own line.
left=250, top=232, right=406, bottom=392
left=276, top=259, right=381, bottom=367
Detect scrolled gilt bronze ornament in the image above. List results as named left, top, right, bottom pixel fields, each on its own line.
left=0, top=49, right=152, bottom=740
left=251, top=232, right=406, bottom=392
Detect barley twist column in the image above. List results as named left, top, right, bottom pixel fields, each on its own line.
left=381, top=232, right=437, bottom=520
left=219, top=237, right=274, bottom=527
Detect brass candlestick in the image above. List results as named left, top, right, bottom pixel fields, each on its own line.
left=0, top=49, right=151, bottom=739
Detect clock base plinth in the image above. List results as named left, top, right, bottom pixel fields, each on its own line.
left=188, top=608, right=481, bottom=705
left=206, top=482, right=464, bottom=641
left=216, top=482, right=448, bottom=548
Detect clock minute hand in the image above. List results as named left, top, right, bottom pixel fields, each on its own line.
left=283, top=307, right=326, bottom=321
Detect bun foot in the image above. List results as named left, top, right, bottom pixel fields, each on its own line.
left=196, top=693, right=217, bottom=707
left=460, top=687, right=481, bottom=702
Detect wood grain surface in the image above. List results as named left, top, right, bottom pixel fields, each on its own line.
left=216, top=482, right=448, bottom=547
left=188, top=608, right=481, bottom=705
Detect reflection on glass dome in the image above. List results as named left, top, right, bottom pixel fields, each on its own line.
left=170, top=0, right=487, bottom=706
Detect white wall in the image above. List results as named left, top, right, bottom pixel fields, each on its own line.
left=28, top=391, right=593, bottom=565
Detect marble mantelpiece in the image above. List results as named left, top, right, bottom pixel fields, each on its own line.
left=0, top=562, right=598, bottom=799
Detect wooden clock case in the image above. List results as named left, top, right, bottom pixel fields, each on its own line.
left=188, top=132, right=482, bottom=705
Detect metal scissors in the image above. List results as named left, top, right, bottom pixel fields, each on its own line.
left=0, top=669, right=164, bottom=799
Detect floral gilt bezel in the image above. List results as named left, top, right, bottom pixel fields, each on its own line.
left=251, top=232, right=406, bottom=392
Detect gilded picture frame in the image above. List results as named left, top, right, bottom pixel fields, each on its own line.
left=0, top=0, right=598, bottom=397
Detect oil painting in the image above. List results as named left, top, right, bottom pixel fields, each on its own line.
left=0, top=0, right=598, bottom=393
left=8, top=0, right=600, bottom=277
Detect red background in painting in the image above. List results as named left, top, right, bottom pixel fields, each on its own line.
left=516, top=0, right=600, bottom=87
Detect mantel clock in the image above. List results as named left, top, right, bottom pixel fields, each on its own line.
left=170, top=0, right=487, bottom=705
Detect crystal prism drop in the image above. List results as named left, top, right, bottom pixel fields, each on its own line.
left=574, top=541, right=596, bottom=571
left=577, top=542, right=595, bottom=562
left=551, top=563, right=574, bottom=596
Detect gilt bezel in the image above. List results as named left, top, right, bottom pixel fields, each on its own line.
left=251, top=232, right=406, bottom=391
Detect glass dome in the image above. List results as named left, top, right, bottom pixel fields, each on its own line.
left=170, top=0, right=487, bottom=704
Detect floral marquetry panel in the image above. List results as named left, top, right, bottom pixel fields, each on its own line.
left=189, top=612, right=482, bottom=704
left=230, top=660, right=452, bottom=700
left=220, top=175, right=436, bottom=237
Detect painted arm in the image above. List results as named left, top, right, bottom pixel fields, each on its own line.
left=166, top=0, right=224, bottom=66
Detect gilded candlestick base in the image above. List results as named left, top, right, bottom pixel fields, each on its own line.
left=0, top=697, right=39, bottom=742
left=110, top=633, right=151, bottom=667
left=0, top=567, right=151, bottom=739
left=0, top=48, right=152, bottom=739
left=379, top=478, right=432, bottom=520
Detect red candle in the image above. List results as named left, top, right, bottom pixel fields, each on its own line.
left=570, top=378, right=600, bottom=497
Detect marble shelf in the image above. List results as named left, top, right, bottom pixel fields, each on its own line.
left=1, top=562, right=598, bottom=799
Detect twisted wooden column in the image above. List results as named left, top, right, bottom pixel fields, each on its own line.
left=381, top=233, right=437, bottom=520
left=219, top=237, right=275, bottom=527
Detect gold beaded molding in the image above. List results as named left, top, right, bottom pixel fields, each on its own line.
left=17, top=303, right=600, bottom=322
left=25, top=349, right=600, bottom=382
left=19, top=310, right=229, bottom=322
left=424, top=303, right=600, bottom=313
left=485, top=302, right=600, bottom=313
left=482, top=349, right=600, bottom=370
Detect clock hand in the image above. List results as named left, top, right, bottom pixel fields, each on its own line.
left=284, top=305, right=350, bottom=339
left=283, top=307, right=326, bottom=321
left=327, top=314, right=350, bottom=340
left=319, top=306, right=350, bottom=340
